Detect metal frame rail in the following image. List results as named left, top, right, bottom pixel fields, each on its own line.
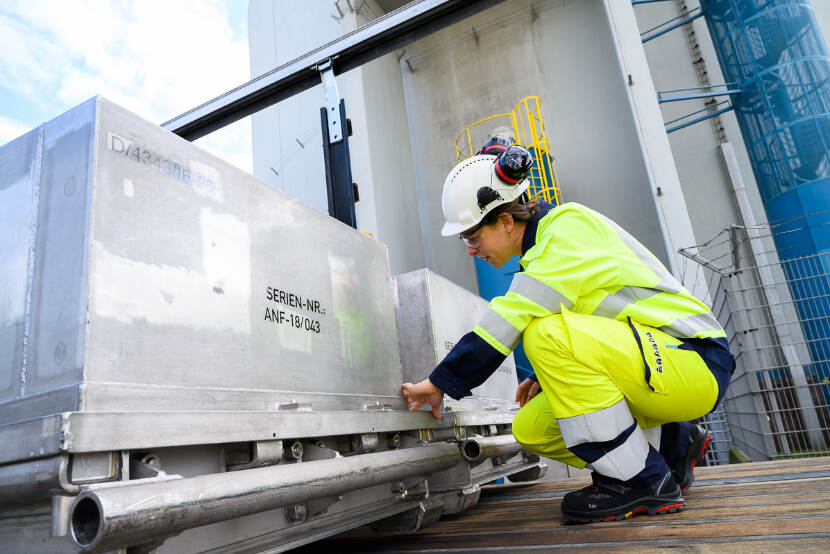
left=161, top=0, right=504, bottom=141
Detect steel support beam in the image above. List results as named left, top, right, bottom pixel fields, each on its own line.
left=162, top=0, right=505, bottom=141
left=641, top=7, right=704, bottom=43
left=666, top=105, right=734, bottom=134
left=658, top=88, right=742, bottom=103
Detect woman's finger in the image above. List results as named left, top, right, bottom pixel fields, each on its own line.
left=529, top=382, right=540, bottom=400
left=515, top=379, right=529, bottom=403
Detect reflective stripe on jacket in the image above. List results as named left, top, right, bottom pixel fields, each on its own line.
left=474, top=202, right=725, bottom=358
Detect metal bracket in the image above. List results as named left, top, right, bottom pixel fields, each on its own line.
left=351, top=433, right=379, bottom=453
left=370, top=496, right=445, bottom=535
left=396, top=477, right=429, bottom=499
left=318, top=57, right=357, bottom=227
left=307, top=494, right=343, bottom=516
left=363, top=401, right=393, bottom=411
left=225, top=440, right=284, bottom=472
left=436, top=484, right=480, bottom=514
left=276, top=400, right=312, bottom=412
left=130, top=454, right=166, bottom=480
left=50, top=495, right=73, bottom=537
left=303, top=442, right=342, bottom=461
left=318, top=59, right=343, bottom=144
left=69, top=451, right=121, bottom=485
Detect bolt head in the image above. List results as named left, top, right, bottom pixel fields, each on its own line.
left=290, top=441, right=303, bottom=460
left=285, top=504, right=307, bottom=522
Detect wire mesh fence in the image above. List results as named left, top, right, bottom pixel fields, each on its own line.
left=679, top=220, right=830, bottom=461
left=700, top=409, right=732, bottom=465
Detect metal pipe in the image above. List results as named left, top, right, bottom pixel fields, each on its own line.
left=68, top=442, right=462, bottom=552
left=460, top=435, right=523, bottom=466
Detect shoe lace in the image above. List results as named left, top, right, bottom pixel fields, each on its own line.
left=590, top=473, right=632, bottom=495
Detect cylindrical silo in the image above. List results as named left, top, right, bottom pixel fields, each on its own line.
left=701, top=0, right=830, bottom=423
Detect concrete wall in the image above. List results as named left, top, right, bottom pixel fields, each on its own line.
left=248, top=0, right=337, bottom=213
left=248, top=0, right=424, bottom=276
left=340, top=1, right=425, bottom=274
left=399, top=0, right=676, bottom=291
left=249, top=0, right=823, bottom=295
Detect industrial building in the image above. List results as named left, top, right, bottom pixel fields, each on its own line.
left=2, top=0, right=830, bottom=551
left=249, top=0, right=830, bottom=463
left=249, top=0, right=828, bottom=288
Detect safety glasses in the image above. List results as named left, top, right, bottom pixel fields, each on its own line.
left=459, top=225, right=484, bottom=248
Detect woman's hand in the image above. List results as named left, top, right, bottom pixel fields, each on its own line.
left=515, top=378, right=541, bottom=407
left=402, top=379, right=444, bottom=419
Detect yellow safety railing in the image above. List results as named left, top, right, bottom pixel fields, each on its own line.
left=455, top=96, right=561, bottom=206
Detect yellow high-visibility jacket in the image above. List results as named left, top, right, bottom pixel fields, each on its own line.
left=430, top=202, right=726, bottom=400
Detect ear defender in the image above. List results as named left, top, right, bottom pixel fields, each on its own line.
left=478, top=137, right=510, bottom=156
left=476, top=145, right=533, bottom=212
left=494, top=145, right=533, bottom=184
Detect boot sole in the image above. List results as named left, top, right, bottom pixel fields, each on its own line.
left=562, top=498, right=685, bottom=524
left=679, top=427, right=712, bottom=491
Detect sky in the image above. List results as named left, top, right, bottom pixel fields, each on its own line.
left=0, top=0, right=253, bottom=172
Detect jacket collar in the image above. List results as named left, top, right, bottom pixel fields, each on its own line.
left=521, top=200, right=553, bottom=256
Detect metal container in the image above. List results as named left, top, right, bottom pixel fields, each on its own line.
left=393, top=268, right=519, bottom=411
left=1, top=97, right=404, bottom=443
left=0, top=98, right=544, bottom=553
left=392, top=270, right=545, bottom=505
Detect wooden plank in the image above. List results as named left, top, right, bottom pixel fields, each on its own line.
left=698, top=457, right=830, bottom=471
left=687, top=477, right=830, bottom=496
left=334, top=489, right=830, bottom=541
left=415, top=499, right=830, bottom=534
left=448, top=484, right=830, bottom=517
left=304, top=516, right=830, bottom=552
left=309, top=458, right=830, bottom=553
left=468, top=478, right=830, bottom=511
left=414, top=495, right=830, bottom=532
left=482, top=457, right=830, bottom=494
left=693, top=468, right=830, bottom=483
left=310, top=535, right=830, bottom=554
left=650, top=536, right=830, bottom=553
left=470, top=481, right=830, bottom=511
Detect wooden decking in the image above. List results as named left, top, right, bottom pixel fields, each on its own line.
left=304, top=456, right=830, bottom=552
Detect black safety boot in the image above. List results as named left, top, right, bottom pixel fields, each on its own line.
left=672, top=423, right=712, bottom=491
left=561, top=471, right=684, bottom=524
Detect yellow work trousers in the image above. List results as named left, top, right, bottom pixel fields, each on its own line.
left=511, top=308, right=720, bottom=468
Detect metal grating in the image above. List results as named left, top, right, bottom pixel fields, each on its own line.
left=680, top=218, right=830, bottom=461
left=700, top=407, right=732, bottom=466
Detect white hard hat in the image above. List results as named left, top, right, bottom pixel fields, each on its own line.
left=440, top=149, right=531, bottom=237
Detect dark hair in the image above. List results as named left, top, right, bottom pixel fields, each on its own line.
left=481, top=195, right=539, bottom=226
